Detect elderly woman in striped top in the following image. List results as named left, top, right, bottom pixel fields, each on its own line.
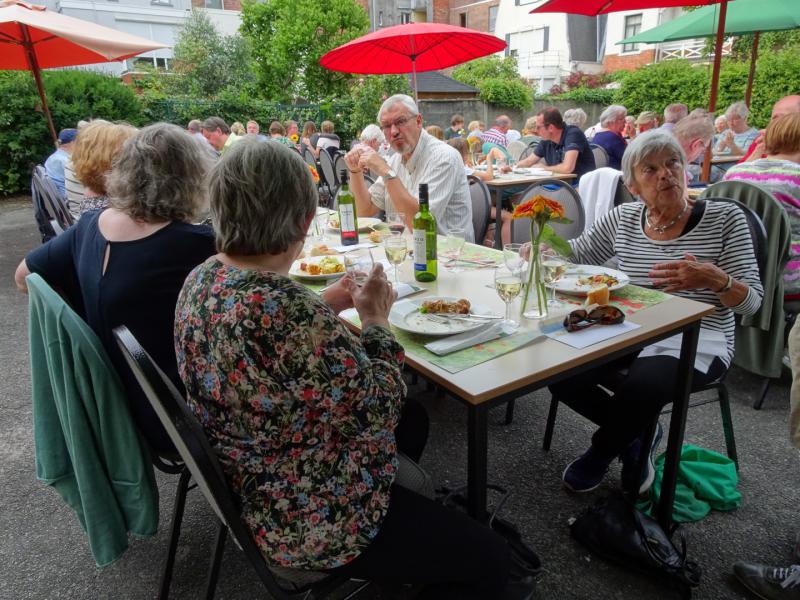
left=532, top=130, right=763, bottom=495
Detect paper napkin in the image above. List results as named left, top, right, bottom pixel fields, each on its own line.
left=424, top=321, right=512, bottom=356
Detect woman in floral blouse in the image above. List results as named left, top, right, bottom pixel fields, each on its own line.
left=175, top=140, right=527, bottom=599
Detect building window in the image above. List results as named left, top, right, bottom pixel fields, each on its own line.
left=459, top=12, right=467, bottom=28
left=400, top=11, right=410, bottom=24
left=150, top=0, right=172, bottom=5
left=514, top=0, right=537, bottom=5
left=622, top=13, right=643, bottom=53
left=507, top=27, right=548, bottom=59
left=378, top=11, right=383, bottom=27
left=488, top=5, right=498, bottom=32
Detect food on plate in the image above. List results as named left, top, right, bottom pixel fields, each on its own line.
left=328, top=213, right=340, bottom=229
left=419, top=298, right=470, bottom=314
left=577, top=273, right=620, bottom=288
left=585, top=284, right=610, bottom=306
left=299, top=256, right=344, bottom=276
left=367, top=230, right=386, bottom=243
left=309, top=244, right=338, bottom=257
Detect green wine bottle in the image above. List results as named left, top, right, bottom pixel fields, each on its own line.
left=337, top=170, right=359, bottom=246
left=413, top=183, right=437, bottom=282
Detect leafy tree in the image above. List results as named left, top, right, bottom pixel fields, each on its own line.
left=480, top=79, right=532, bottom=111
left=349, top=75, right=412, bottom=133
left=451, top=55, right=521, bottom=87
left=170, top=10, right=256, bottom=99
left=240, top=0, right=369, bottom=103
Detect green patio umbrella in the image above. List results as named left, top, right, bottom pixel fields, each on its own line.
left=619, top=0, right=800, bottom=105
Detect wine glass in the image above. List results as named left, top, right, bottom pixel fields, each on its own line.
left=540, top=247, right=570, bottom=308
left=384, top=232, right=407, bottom=284
left=386, top=211, right=406, bottom=236
left=444, top=228, right=467, bottom=272
left=494, top=266, right=522, bottom=331
left=503, top=243, right=524, bottom=275
left=344, top=248, right=374, bottom=287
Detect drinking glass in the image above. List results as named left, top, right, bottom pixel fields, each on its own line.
left=384, top=232, right=407, bottom=284
left=445, top=228, right=467, bottom=272
left=540, top=247, right=570, bottom=308
left=494, top=266, right=522, bottom=331
left=503, top=243, right=524, bottom=275
left=386, top=211, right=406, bottom=236
left=344, top=248, right=374, bottom=287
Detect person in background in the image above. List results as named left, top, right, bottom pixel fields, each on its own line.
left=231, top=121, right=246, bottom=137
left=517, top=107, right=596, bottom=183
left=740, top=95, right=800, bottom=163
left=445, top=114, right=465, bottom=140
left=467, top=120, right=485, bottom=142
left=64, top=120, right=90, bottom=216
left=725, top=114, right=800, bottom=297
left=202, top=116, right=241, bottom=155
left=660, top=103, right=688, bottom=133
left=635, top=111, right=660, bottom=136
left=713, top=115, right=728, bottom=149
left=268, top=121, right=295, bottom=149
left=300, top=120, right=319, bottom=158
left=672, top=115, right=716, bottom=185
left=285, top=119, right=299, bottom=143
left=344, top=94, right=473, bottom=239
left=564, top=108, right=588, bottom=130
left=359, top=124, right=389, bottom=157
left=481, top=115, right=512, bottom=151
left=623, top=116, right=636, bottom=141
left=15, top=123, right=216, bottom=453
left=314, top=120, right=341, bottom=156
left=44, top=128, right=77, bottom=198
left=71, top=120, right=137, bottom=215
left=715, top=101, right=758, bottom=158
left=590, top=105, right=628, bottom=170
left=246, top=120, right=268, bottom=142
left=506, top=128, right=522, bottom=143
left=426, top=125, right=444, bottom=141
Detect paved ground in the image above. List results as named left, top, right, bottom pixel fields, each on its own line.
left=1, top=197, right=798, bottom=600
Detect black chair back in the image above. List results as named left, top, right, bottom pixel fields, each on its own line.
left=31, top=165, right=74, bottom=243
left=590, top=144, right=609, bottom=170
left=334, top=153, right=347, bottom=182
left=318, top=149, right=338, bottom=189
left=519, top=145, right=537, bottom=161
left=613, top=179, right=636, bottom=206
left=303, top=148, right=317, bottom=169
left=510, top=179, right=585, bottom=244
left=467, top=175, right=491, bottom=245
left=112, top=326, right=355, bottom=600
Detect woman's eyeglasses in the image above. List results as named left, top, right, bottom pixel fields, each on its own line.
left=563, top=306, right=625, bottom=332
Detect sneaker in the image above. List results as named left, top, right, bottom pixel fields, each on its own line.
left=562, top=447, right=613, bottom=493
left=620, top=422, right=664, bottom=495
left=734, top=562, right=800, bottom=599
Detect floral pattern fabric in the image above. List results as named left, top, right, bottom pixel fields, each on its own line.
left=175, top=259, right=406, bottom=570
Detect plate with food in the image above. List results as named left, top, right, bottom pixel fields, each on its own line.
left=388, top=297, right=496, bottom=336
left=547, top=265, right=629, bottom=295
left=289, top=255, right=346, bottom=280
left=327, top=214, right=384, bottom=233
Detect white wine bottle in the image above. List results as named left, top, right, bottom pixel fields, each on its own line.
left=337, top=170, right=359, bottom=246
left=413, top=183, right=437, bottom=282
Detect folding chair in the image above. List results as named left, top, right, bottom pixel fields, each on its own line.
left=509, top=179, right=585, bottom=245
left=506, top=141, right=527, bottom=162
left=31, top=165, right=74, bottom=243
left=113, top=326, right=369, bottom=600
left=590, top=144, right=610, bottom=170
left=467, top=175, right=491, bottom=245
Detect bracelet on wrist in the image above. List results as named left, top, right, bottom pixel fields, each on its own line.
left=348, top=168, right=362, bottom=174
left=715, top=274, right=733, bottom=294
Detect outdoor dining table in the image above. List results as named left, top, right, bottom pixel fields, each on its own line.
left=480, top=171, right=578, bottom=249
left=711, top=155, right=741, bottom=165
left=303, top=230, right=715, bottom=533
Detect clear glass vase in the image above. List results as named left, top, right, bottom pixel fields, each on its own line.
left=522, top=243, right=548, bottom=320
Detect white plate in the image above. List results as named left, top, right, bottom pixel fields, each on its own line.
left=289, top=255, right=346, bottom=280
left=327, top=216, right=384, bottom=233
left=547, top=265, right=629, bottom=296
left=512, top=168, right=552, bottom=176
left=388, top=297, right=494, bottom=337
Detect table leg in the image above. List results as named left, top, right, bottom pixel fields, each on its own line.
left=492, top=190, right=503, bottom=250
left=467, top=403, right=489, bottom=521
left=656, top=322, right=700, bottom=531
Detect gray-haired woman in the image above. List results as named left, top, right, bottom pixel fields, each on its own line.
left=15, top=123, right=216, bottom=452
left=591, top=104, right=628, bottom=169
left=716, top=101, right=759, bottom=157
left=528, top=130, right=763, bottom=495
left=173, top=140, right=532, bottom=599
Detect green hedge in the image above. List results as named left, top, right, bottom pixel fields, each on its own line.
left=0, top=70, right=142, bottom=196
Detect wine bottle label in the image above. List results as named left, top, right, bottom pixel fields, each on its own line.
left=412, top=229, right=427, bottom=271
left=339, top=204, right=356, bottom=234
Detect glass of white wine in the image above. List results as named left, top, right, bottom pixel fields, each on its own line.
left=344, top=248, right=374, bottom=287
left=540, top=247, right=569, bottom=307
left=494, top=266, right=522, bottom=331
left=445, top=228, right=467, bottom=272
left=384, top=232, right=407, bottom=284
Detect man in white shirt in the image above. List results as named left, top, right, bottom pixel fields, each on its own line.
left=344, top=94, right=473, bottom=241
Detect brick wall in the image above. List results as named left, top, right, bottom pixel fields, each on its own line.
left=223, top=0, right=241, bottom=10
left=431, top=0, right=449, bottom=24
left=353, top=0, right=369, bottom=13
left=603, top=49, right=655, bottom=73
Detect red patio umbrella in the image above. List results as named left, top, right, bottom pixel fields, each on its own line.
left=0, top=0, right=166, bottom=143
left=531, top=0, right=728, bottom=181
left=319, top=22, right=507, bottom=102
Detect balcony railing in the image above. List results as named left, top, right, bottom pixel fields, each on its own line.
left=656, top=38, right=733, bottom=62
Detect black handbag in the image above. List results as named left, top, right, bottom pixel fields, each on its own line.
left=570, top=493, right=701, bottom=598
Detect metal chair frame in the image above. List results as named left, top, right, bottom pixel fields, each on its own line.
left=590, top=144, right=609, bottom=170
left=31, top=165, right=74, bottom=243
left=467, top=175, right=492, bottom=245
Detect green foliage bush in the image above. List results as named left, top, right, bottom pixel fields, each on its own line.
left=556, top=87, right=618, bottom=106
left=451, top=55, right=521, bottom=87
left=349, top=75, right=412, bottom=133
left=478, top=78, right=532, bottom=111
left=0, top=70, right=142, bottom=196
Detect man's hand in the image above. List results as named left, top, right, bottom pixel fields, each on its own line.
left=357, top=148, right=390, bottom=178
left=648, top=253, right=726, bottom=293
left=344, top=147, right=365, bottom=172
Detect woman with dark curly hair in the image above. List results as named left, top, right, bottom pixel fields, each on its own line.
left=16, top=123, right=216, bottom=452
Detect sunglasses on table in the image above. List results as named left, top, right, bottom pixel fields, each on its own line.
left=563, top=306, right=625, bottom=332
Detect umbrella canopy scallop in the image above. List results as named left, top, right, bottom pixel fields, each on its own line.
left=530, top=0, right=720, bottom=15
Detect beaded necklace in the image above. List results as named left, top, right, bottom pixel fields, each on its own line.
left=645, top=200, right=689, bottom=234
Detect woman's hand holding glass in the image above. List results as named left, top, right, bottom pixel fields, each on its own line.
left=349, top=263, right=397, bottom=330
left=344, top=248, right=374, bottom=287
left=494, top=266, right=522, bottom=330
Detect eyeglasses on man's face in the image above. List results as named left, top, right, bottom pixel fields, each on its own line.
left=381, top=115, right=415, bottom=133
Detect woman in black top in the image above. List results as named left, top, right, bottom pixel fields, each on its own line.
left=16, top=123, right=216, bottom=452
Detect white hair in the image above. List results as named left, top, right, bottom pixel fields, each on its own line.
left=360, top=124, right=385, bottom=144
left=599, top=105, right=627, bottom=127
left=377, top=94, right=419, bottom=121
left=563, top=108, right=587, bottom=128
left=621, top=130, right=686, bottom=187
left=725, top=101, right=750, bottom=120
left=715, top=115, right=728, bottom=126
left=663, top=103, right=688, bottom=124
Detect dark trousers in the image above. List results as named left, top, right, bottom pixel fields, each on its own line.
left=327, top=398, right=511, bottom=598
left=549, top=353, right=726, bottom=458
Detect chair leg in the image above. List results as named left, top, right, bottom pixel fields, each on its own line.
left=542, top=396, right=560, bottom=451
left=205, top=522, right=228, bottom=600
left=504, top=399, right=515, bottom=425
left=718, top=385, right=739, bottom=471
left=159, top=468, right=191, bottom=600
left=752, top=377, right=772, bottom=410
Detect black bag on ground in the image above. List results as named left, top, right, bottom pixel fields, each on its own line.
left=570, top=493, right=701, bottom=598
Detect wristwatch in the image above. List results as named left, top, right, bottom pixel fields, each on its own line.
left=715, top=274, right=733, bottom=294
left=384, top=168, right=398, bottom=181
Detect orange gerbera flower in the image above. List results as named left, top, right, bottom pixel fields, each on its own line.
left=308, top=164, right=320, bottom=183
left=512, top=195, right=564, bottom=220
